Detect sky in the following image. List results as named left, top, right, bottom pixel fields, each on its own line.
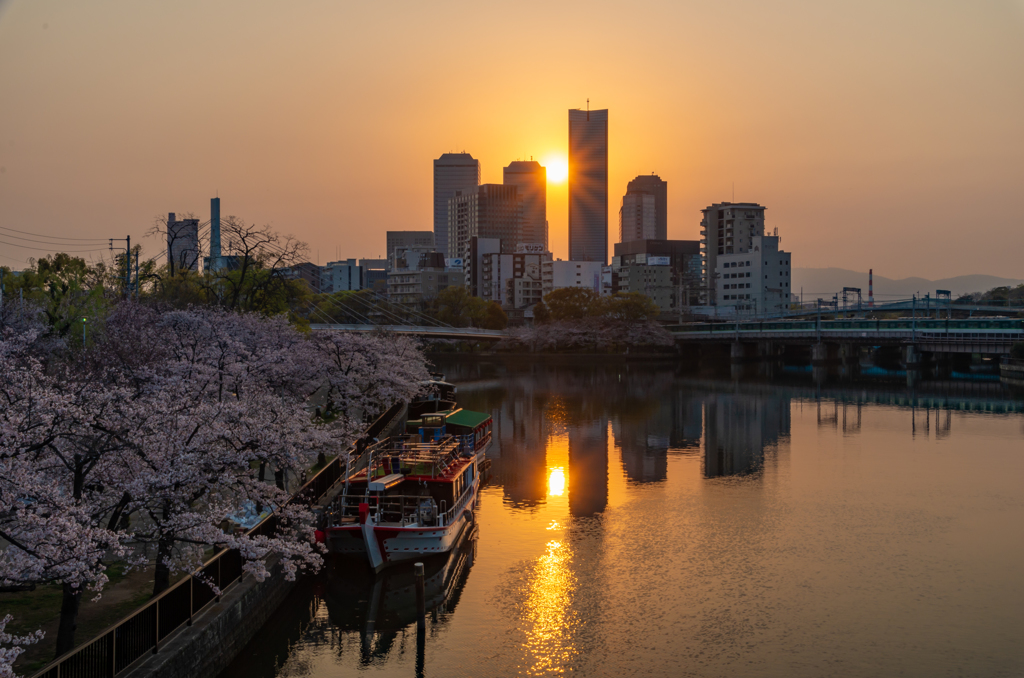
left=0, top=0, right=1022, bottom=279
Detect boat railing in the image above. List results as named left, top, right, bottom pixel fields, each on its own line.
left=328, top=492, right=441, bottom=527
left=438, top=476, right=477, bottom=527
left=365, top=435, right=463, bottom=479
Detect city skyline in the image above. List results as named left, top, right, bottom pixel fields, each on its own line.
left=0, top=1, right=1022, bottom=278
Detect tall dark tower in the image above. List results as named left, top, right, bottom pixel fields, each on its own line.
left=626, top=174, right=667, bottom=240
left=568, top=108, right=608, bottom=263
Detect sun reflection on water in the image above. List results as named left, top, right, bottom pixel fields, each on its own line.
left=548, top=467, right=565, bottom=496
left=523, top=539, right=578, bottom=675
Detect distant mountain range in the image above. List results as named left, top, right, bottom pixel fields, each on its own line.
left=791, top=268, right=1024, bottom=301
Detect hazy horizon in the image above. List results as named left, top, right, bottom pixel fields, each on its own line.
left=1, top=0, right=1022, bottom=278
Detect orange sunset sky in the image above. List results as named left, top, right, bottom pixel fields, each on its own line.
left=1, top=0, right=1022, bottom=279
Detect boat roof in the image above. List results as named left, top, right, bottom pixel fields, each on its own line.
left=443, top=409, right=491, bottom=429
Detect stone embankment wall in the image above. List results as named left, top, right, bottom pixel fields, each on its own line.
left=124, top=557, right=294, bottom=678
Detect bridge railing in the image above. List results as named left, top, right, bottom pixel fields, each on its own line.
left=29, top=402, right=405, bottom=678
left=671, top=318, right=1024, bottom=337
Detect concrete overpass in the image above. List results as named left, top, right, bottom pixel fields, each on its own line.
left=669, top=317, right=1024, bottom=364
left=309, top=324, right=506, bottom=341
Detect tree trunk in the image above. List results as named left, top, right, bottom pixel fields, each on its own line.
left=274, top=468, right=285, bottom=491
left=153, top=534, right=173, bottom=596
left=55, top=582, right=82, bottom=658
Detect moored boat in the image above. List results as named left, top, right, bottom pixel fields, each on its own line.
left=324, top=403, right=491, bottom=571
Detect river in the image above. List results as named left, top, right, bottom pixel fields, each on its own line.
left=222, top=357, right=1024, bottom=677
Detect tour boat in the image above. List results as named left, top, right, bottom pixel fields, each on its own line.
left=323, top=403, right=491, bottom=572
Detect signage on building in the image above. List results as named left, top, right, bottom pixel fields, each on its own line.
left=516, top=243, right=547, bottom=254
left=635, top=253, right=647, bottom=264
left=446, top=258, right=464, bottom=271
left=647, top=256, right=671, bottom=266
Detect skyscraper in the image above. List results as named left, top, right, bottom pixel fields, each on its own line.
left=619, top=191, right=656, bottom=243
left=446, top=184, right=522, bottom=258
left=433, top=153, right=480, bottom=255
left=625, top=174, right=667, bottom=240
left=568, top=108, right=608, bottom=263
left=503, top=160, right=547, bottom=249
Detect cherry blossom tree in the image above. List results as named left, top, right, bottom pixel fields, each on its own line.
left=0, top=614, right=43, bottom=678
left=1, top=301, right=430, bottom=661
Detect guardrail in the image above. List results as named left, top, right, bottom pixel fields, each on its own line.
left=30, top=401, right=406, bottom=678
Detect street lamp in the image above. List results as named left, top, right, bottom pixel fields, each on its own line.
left=82, top=316, right=87, bottom=347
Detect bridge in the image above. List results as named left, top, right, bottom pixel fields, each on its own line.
left=309, top=323, right=505, bottom=340
left=669, top=317, right=1024, bottom=360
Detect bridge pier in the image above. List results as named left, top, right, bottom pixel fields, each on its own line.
left=730, top=342, right=759, bottom=364
left=812, top=343, right=840, bottom=366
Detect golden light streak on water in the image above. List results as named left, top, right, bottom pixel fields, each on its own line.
left=522, top=539, right=578, bottom=675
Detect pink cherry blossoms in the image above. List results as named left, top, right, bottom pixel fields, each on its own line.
left=0, top=302, right=429, bottom=664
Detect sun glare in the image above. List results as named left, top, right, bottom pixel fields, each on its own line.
left=548, top=467, right=566, bottom=496
left=544, top=156, right=568, bottom=183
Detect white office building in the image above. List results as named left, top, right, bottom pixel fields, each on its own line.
left=715, top=235, right=792, bottom=315
left=541, top=260, right=604, bottom=295
left=321, top=259, right=364, bottom=293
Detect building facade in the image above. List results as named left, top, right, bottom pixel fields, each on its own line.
left=612, top=239, right=702, bottom=312
left=503, top=160, right=548, bottom=250
left=386, top=231, right=435, bottom=259
left=447, top=184, right=522, bottom=259
left=321, top=259, right=364, bottom=293
left=568, top=108, right=609, bottom=263
left=625, top=174, right=667, bottom=240
left=619, top=192, right=656, bottom=243
left=715, top=235, right=792, bottom=315
left=387, top=246, right=464, bottom=305
left=283, top=262, right=322, bottom=293
left=542, top=260, right=604, bottom=295
left=474, top=242, right=551, bottom=309
left=166, top=213, right=200, bottom=272
left=433, top=153, right=480, bottom=255
left=699, top=202, right=766, bottom=302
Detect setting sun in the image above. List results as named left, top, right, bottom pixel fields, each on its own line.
left=544, top=156, right=568, bottom=183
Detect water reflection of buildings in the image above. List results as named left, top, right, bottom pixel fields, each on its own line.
left=703, top=393, right=791, bottom=478
left=568, top=421, right=608, bottom=516
left=616, top=390, right=703, bottom=484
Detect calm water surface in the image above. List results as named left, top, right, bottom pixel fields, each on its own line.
left=223, top=358, right=1024, bottom=677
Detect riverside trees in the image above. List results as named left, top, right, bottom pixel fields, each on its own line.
left=0, top=302, right=428, bottom=667
left=501, top=289, right=672, bottom=353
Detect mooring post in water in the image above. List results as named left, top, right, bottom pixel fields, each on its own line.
left=414, top=561, right=426, bottom=631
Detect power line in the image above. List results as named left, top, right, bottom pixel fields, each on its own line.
left=0, top=238, right=109, bottom=253
left=0, top=225, right=109, bottom=242
left=0, top=230, right=111, bottom=247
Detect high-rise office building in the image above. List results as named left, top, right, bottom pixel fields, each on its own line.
left=624, top=174, right=667, bottom=240
left=568, top=108, right=608, bottom=263
left=434, top=153, right=480, bottom=255
left=699, top=202, right=766, bottom=303
left=619, top=192, right=656, bottom=243
left=447, top=184, right=522, bottom=259
left=503, top=160, right=547, bottom=249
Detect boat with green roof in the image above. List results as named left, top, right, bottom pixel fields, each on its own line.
left=323, top=379, right=492, bottom=571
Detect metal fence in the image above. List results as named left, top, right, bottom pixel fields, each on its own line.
left=30, top=401, right=406, bottom=678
